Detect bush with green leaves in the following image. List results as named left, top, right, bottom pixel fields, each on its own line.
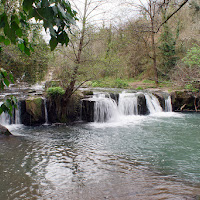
left=0, top=68, right=17, bottom=115
left=183, top=44, right=200, bottom=67
left=184, top=83, right=199, bottom=92
left=114, top=79, right=129, bottom=88
left=47, top=87, right=65, bottom=97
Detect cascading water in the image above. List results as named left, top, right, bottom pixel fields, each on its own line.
left=43, top=98, right=49, bottom=125
left=118, top=92, right=138, bottom=115
left=0, top=101, right=21, bottom=125
left=93, top=93, right=119, bottom=122
left=144, top=93, right=163, bottom=114
left=89, top=91, right=173, bottom=123
left=165, top=95, right=173, bottom=112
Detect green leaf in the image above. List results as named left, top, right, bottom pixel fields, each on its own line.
left=9, top=74, right=14, bottom=84
left=23, top=0, right=34, bottom=11
left=16, top=29, right=23, bottom=37
left=11, top=21, right=20, bottom=32
left=5, top=99, right=11, bottom=108
left=1, top=104, right=7, bottom=112
left=18, top=43, right=25, bottom=52
left=50, top=36, right=58, bottom=51
left=1, top=69, right=7, bottom=77
left=0, top=13, right=6, bottom=28
left=0, top=81, right=4, bottom=89
left=4, top=38, right=10, bottom=45
left=41, top=0, right=49, bottom=7
left=0, top=35, right=5, bottom=43
left=4, top=78, right=10, bottom=87
left=0, top=107, right=3, bottom=115
left=29, top=44, right=34, bottom=52
left=49, top=25, right=57, bottom=37
left=24, top=47, right=30, bottom=56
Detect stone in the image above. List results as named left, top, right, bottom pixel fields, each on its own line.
left=0, top=124, right=12, bottom=136
left=21, top=97, right=45, bottom=126
left=171, top=91, right=199, bottom=111
left=47, top=92, right=83, bottom=123
left=81, top=99, right=95, bottom=122
left=137, top=93, right=149, bottom=115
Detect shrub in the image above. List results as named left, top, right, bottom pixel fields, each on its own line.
left=184, top=84, right=199, bottom=92
left=92, top=81, right=101, bottom=87
left=47, top=87, right=65, bottom=97
left=136, top=86, right=143, bottom=90
left=114, top=79, right=129, bottom=88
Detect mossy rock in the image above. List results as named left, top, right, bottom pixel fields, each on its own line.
left=25, top=97, right=44, bottom=123
left=47, top=92, right=83, bottom=123
left=82, top=90, right=93, bottom=96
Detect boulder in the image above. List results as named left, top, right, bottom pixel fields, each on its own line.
left=47, top=92, right=83, bottom=123
left=153, top=93, right=165, bottom=110
left=21, top=97, right=45, bottom=126
left=81, top=99, right=95, bottom=122
left=171, top=91, right=200, bottom=111
left=137, top=93, right=149, bottom=115
left=0, top=124, right=12, bottom=136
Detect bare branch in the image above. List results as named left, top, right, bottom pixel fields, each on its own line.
left=155, top=0, right=189, bottom=33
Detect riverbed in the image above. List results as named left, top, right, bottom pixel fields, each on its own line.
left=1, top=113, right=200, bottom=199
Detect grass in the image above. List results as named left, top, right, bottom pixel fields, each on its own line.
left=90, top=77, right=129, bottom=88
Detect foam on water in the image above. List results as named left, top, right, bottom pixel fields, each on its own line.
left=89, top=91, right=181, bottom=128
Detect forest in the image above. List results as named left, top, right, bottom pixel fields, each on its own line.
left=0, top=0, right=200, bottom=95
left=1, top=2, right=200, bottom=199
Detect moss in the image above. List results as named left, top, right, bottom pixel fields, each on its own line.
left=26, top=97, right=43, bottom=122
left=83, top=90, right=93, bottom=96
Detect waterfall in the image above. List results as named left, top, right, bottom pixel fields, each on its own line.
left=14, top=101, right=21, bottom=124
left=118, top=92, right=138, bottom=115
left=82, top=91, right=173, bottom=123
left=0, top=101, right=21, bottom=125
left=44, top=98, right=49, bottom=125
left=93, top=93, right=119, bottom=122
left=165, top=96, right=172, bottom=112
left=0, top=112, right=11, bottom=125
left=144, top=93, right=163, bottom=114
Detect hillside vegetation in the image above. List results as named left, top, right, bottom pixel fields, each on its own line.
left=1, top=0, right=200, bottom=92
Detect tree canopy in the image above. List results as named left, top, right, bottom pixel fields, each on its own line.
left=0, top=0, right=77, bottom=52
left=0, top=0, right=77, bottom=115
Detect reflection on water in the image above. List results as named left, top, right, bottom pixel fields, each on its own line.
left=1, top=113, right=200, bottom=199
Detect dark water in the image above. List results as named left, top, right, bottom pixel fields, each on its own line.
left=1, top=113, right=200, bottom=199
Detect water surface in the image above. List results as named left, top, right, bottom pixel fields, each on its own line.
left=1, top=113, right=200, bottom=199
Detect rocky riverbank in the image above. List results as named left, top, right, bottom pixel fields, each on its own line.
left=1, top=86, right=200, bottom=126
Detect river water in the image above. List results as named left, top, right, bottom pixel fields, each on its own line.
left=1, top=112, right=200, bottom=200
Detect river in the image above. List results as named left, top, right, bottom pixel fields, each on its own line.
left=1, top=112, right=200, bottom=200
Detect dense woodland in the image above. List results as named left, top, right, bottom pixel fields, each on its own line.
left=1, top=0, right=200, bottom=92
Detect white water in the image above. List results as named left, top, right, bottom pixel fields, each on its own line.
left=165, top=95, right=173, bottom=112
left=144, top=93, right=163, bottom=114
left=92, top=92, right=173, bottom=123
left=118, top=92, right=138, bottom=115
left=93, top=93, right=119, bottom=122
left=43, top=98, right=49, bottom=125
left=0, top=102, right=21, bottom=126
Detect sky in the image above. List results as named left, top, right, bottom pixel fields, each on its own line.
left=42, top=0, right=141, bottom=42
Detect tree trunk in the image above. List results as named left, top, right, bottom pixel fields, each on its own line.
left=151, top=23, right=158, bottom=85
left=64, top=0, right=88, bottom=103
